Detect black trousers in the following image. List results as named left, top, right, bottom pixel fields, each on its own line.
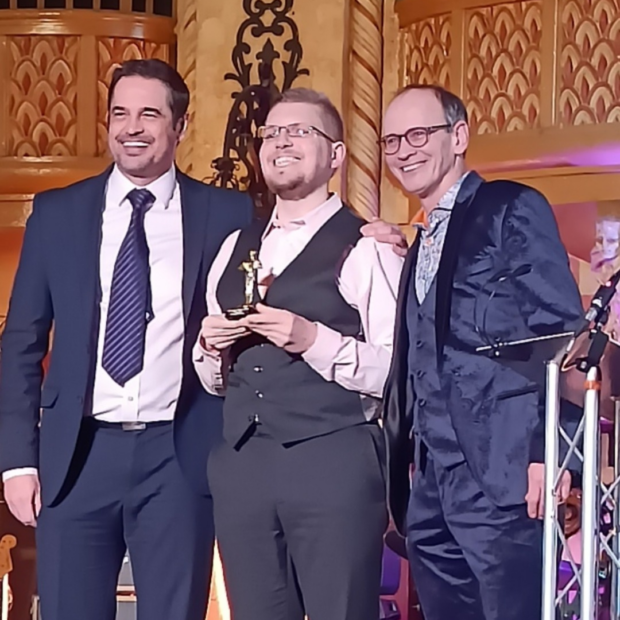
left=37, top=420, right=215, bottom=620
left=406, top=449, right=543, bottom=620
left=209, top=422, right=388, bottom=620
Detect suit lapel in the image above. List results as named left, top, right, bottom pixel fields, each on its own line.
left=384, top=233, right=420, bottom=406
left=73, top=166, right=112, bottom=318
left=434, top=171, right=484, bottom=365
left=397, top=234, right=421, bottom=329
left=383, top=234, right=420, bottom=427
left=178, top=172, right=210, bottom=323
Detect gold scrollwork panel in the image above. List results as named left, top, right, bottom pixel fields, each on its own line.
left=559, top=0, right=620, bottom=126
left=399, top=13, right=451, bottom=89
left=7, top=35, right=79, bottom=157
left=464, top=1, right=542, bottom=134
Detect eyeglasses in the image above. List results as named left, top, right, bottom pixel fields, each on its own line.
left=257, top=123, right=337, bottom=143
left=379, top=124, right=452, bottom=155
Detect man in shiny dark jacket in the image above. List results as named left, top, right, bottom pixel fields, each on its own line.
left=381, top=85, right=583, bottom=620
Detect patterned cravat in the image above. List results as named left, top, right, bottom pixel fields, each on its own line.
left=414, top=208, right=452, bottom=303
left=414, top=173, right=469, bottom=303
left=102, top=188, right=155, bottom=386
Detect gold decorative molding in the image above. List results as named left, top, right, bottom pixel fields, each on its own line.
left=0, top=10, right=175, bottom=41
left=397, top=0, right=528, bottom=25
left=175, top=0, right=197, bottom=175
left=345, top=0, right=385, bottom=220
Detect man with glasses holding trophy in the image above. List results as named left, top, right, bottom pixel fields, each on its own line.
left=192, top=87, right=403, bottom=620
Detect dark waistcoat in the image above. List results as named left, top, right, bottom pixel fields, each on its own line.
left=216, top=206, right=368, bottom=447
left=406, top=276, right=465, bottom=467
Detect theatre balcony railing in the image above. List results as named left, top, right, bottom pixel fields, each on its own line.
left=0, top=0, right=176, bottom=226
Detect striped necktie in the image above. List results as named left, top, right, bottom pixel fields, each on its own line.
left=101, top=188, right=155, bottom=386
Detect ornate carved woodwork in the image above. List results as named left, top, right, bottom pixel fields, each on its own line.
left=345, top=0, right=386, bottom=220
left=0, top=9, right=175, bottom=224
left=559, top=0, right=620, bottom=126
left=207, top=0, right=309, bottom=215
left=395, top=0, right=620, bottom=190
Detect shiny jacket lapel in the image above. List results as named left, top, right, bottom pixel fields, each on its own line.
left=434, top=171, right=485, bottom=365
left=384, top=233, right=420, bottom=423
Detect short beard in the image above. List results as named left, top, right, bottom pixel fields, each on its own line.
left=265, top=175, right=314, bottom=201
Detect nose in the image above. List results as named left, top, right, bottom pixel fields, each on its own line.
left=124, top=114, right=145, bottom=136
left=273, top=129, right=293, bottom=148
left=396, top=142, right=418, bottom=161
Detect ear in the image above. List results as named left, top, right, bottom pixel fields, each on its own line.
left=330, top=141, right=347, bottom=171
left=452, top=120, right=469, bottom=156
left=176, top=114, right=189, bottom=142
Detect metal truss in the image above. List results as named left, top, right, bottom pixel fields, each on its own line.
left=543, top=360, right=620, bottom=620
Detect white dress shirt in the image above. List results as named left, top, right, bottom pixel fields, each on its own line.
left=3, top=165, right=185, bottom=481
left=192, top=194, right=403, bottom=416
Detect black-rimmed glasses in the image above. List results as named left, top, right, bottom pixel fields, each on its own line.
left=379, top=124, right=452, bottom=155
left=257, top=123, right=337, bottom=143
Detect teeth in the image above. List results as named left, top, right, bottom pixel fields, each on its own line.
left=123, top=141, right=149, bottom=147
left=274, top=157, right=298, bottom=167
left=402, top=162, right=423, bottom=172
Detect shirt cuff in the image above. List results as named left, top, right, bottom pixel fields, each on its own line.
left=3, top=467, right=38, bottom=482
left=192, top=340, right=227, bottom=395
left=301, top=322, right=343, bottom=381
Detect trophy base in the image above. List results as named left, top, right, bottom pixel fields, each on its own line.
left=225, top=305, right=256, bottom=321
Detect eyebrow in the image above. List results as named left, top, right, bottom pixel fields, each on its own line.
left=110, top=105, right=164, bottom=116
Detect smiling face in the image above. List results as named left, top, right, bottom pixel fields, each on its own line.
left=107, top=75, right=184, bottom=185
left=382, top=88, right=468, bottom=202
left=258, top=101, right=343, bottom=201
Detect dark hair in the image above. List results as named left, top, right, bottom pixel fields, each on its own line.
left=107, top=59, right=190, bottom=126
left=396, top=84, right=468, bottom=126
left=271, top=87, right=344, bottom=142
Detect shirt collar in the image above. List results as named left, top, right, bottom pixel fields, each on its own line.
left=262, top=193, right=343, bottom=240
left=106, top=165, right=177, bottom=210
left=413, top=171, right=471, bottom=232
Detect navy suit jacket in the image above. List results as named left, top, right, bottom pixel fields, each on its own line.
left=0, top=167, right=253, bottom=506
left=383, top=172, right=583, bottom=535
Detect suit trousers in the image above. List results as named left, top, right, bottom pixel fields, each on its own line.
left=36, top=419, right=214, bottom=620
left=406, top=448, right=543, bottom=620
left=208, top=422, right=388, bottom=620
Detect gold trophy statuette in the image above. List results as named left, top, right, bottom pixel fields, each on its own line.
left=225, top=250, right=262, bottom=320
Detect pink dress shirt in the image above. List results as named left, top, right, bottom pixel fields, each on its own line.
left=192, top=194, right=403, bottom=415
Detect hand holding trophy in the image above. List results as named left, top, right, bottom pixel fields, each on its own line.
left=225, top=250, right=262, bottom=320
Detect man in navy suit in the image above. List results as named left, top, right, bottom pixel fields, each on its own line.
left=0, top=59, right=253, bottom=620
left=381, top=85, right=584, bottom=620
left=0, top=59, right=407, bottom=620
